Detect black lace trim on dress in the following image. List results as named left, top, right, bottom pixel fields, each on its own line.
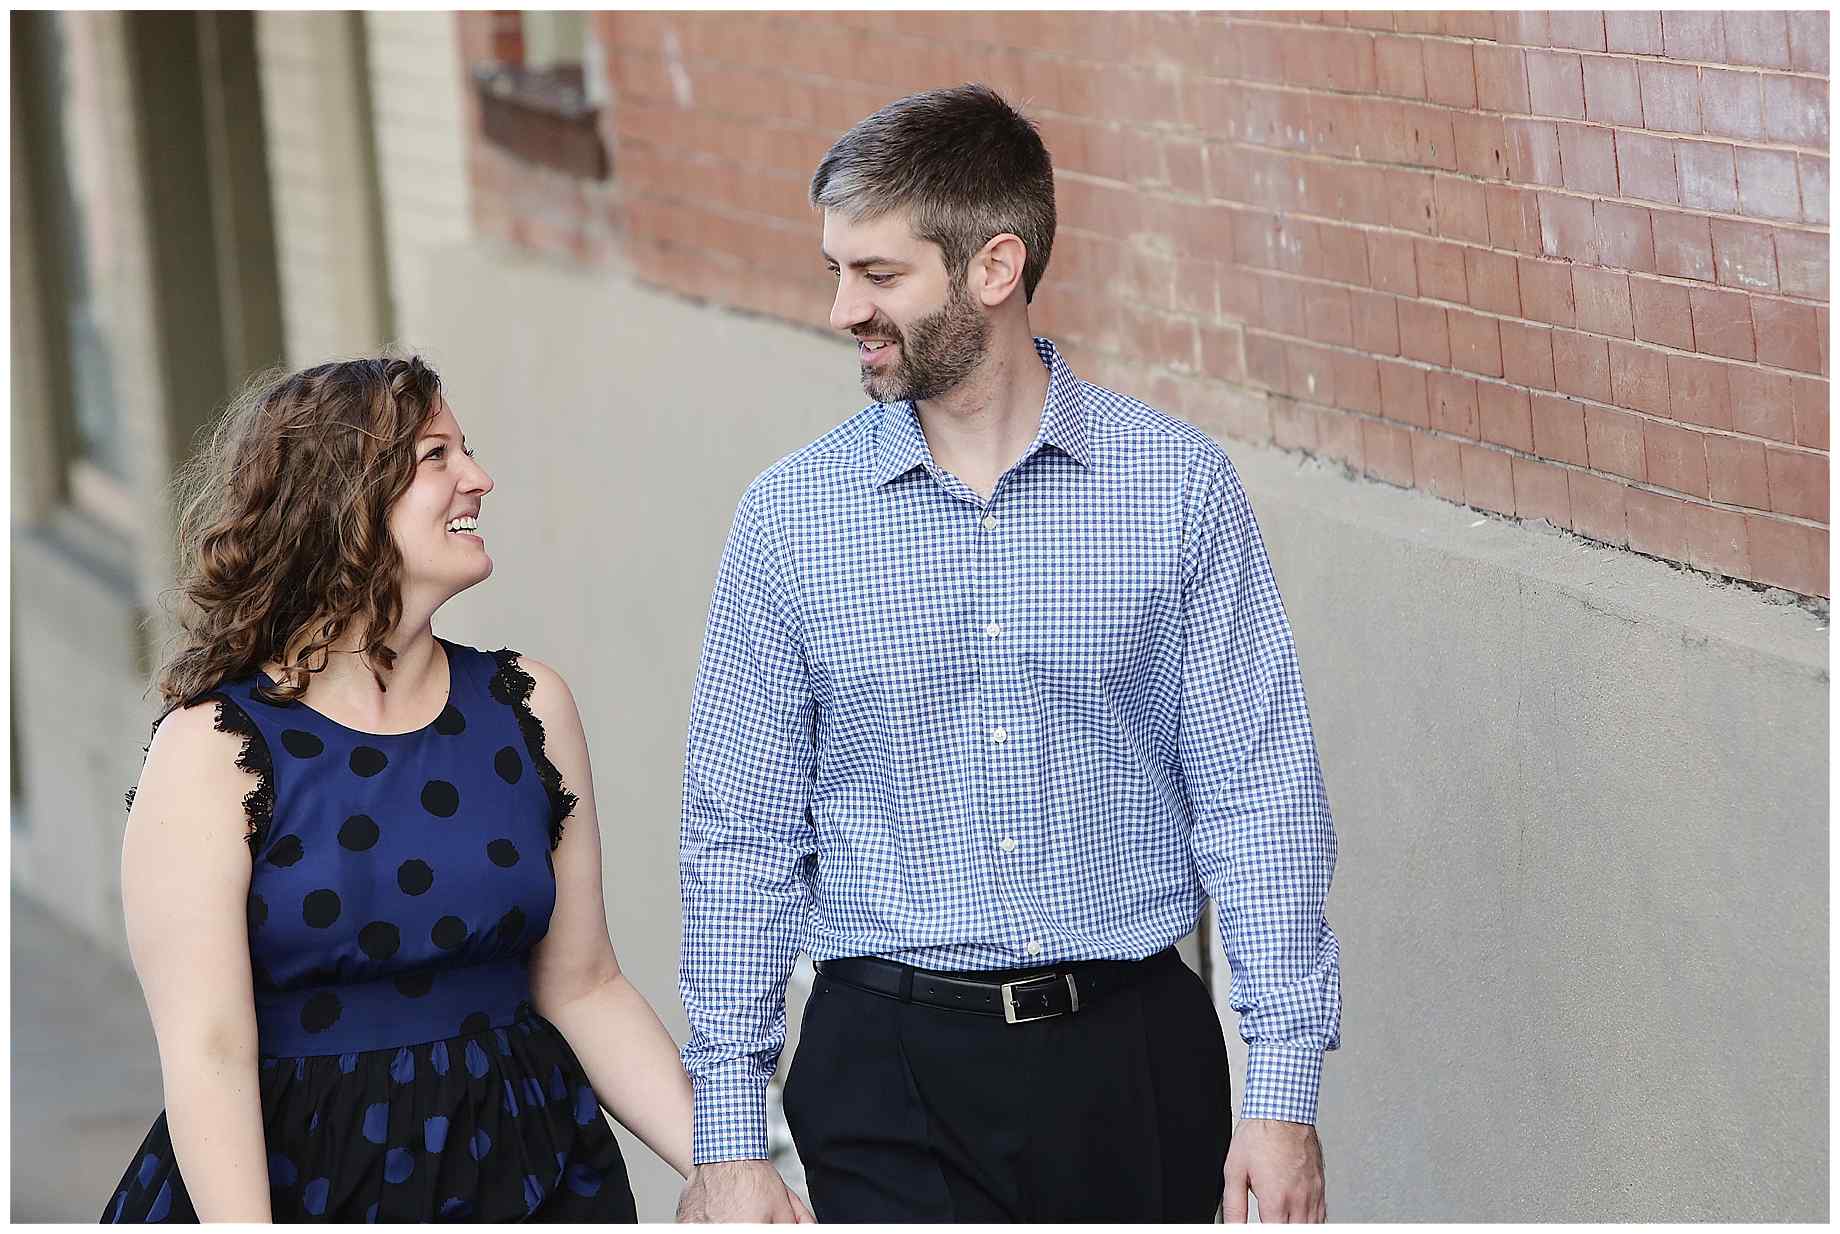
left=124, top=693, right=276, bottom=854
left=488, top=649, right=578, bottom=851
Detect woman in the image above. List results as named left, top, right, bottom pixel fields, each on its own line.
left=102, top=356, right=692, bottom=1221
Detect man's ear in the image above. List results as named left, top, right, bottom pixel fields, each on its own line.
left=971, top=233, right=1028, bottom=308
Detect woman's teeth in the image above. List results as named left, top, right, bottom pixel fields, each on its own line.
left=446, top=516, right=478, bottom=533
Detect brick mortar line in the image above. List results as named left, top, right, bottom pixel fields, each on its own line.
left=1050, top=205, right=1831, bottom=311
left=1223, top=322, right=1829, bottom=458
left=1146, top=357, right=1828, bottom=533
left=1216, top=16, right=1831, bottom=78
left=596, top=136, right=1711, bottom=271
left=604, top=75, right=1832, bottom=176
left=607, top=48, right=1831, bottom=154
left=1169, top=82, right=1832, bottom=160
left=1038, top=152, right=1829, bottom=241
left=1047, top=246, right=1827, bottom=355
left=1044, top=303, right=1829, bottom=465
left=1224, top=390, right=1829, bottom=534
left=1048, top=200, right=1832, bottom=319
left=665, top=14, right=1835, bottom=87
left=1112, top=346, right=1829, bottom=528
left=610, top=137, right=1832, bottom=296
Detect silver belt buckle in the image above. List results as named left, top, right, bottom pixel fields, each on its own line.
left=1001, top=972, right=1080, bottom=1024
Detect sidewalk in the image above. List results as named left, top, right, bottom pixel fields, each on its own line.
left=11, top=890, right=163, bottom=1222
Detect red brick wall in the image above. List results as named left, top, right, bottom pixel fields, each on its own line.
left=462, top=11, right=1831, bottom=598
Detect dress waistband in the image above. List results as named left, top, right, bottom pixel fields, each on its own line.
left=256, top=957, right=533, bottom=1057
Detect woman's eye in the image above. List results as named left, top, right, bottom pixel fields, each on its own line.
left=424, top=447, right=445, bottom=462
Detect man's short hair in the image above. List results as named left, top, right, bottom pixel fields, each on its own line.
left=810, top=83, right=1056, bottom=303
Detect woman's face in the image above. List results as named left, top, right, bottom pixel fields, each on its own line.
left=388, top=398, right=495, bottom=604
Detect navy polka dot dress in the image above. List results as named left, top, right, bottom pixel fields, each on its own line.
left=103, top=641, right=638, bottom=1223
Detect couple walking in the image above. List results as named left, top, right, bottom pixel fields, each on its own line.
left=105, top=85, right=1339, bottom=1224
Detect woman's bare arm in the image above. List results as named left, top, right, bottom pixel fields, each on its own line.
left=121, top=701, right=272, bottom=1220
left=521, top=657, right=697, bottom=1179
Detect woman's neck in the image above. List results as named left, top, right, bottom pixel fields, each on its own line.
left=267, top=620, right=448, bottom=728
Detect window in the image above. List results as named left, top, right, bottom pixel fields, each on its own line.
left=15, top=12, right=134, bottom=532
left=472, top=10, right=609, bottom=180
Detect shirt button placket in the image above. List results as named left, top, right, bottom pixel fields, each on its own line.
left=977, top=498, right=1023, bottom=945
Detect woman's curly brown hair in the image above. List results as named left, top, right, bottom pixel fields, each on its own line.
left=157, top=355, right=447, bottom=707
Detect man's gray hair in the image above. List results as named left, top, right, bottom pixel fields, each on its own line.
left=810, top=84, right=1056, bottom=303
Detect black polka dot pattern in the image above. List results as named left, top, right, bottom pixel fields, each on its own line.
left=398, top=860, right=434, bottom=896
left=421, top=780, right=460, bottom=817
left=432, top=916, right=469, bottom=951
left=300, top=991, right=342, bottom=1034
left=487, top=840, right=519, bottom=868
left=358, top=921, right=400, bottom=961
left=280, top=729, right=325, bottom=758
left=248, top=894, right=268, bottom=930
left=267, top=835, right=305, bottom=867
left=349, top=746, right=388, bottom=777
left=494, top=747, right=523, bottom=784
left=433, top=704, right=466, bottom=735
left=497, top=907, right=527, bottom=946
left=394, top=970, right=434, bottom=998
left=303, top=890, right=342, bottom=929
left=460, top=1011, right=491, bottom=1036
left=338, top=814, right=380, bottom=851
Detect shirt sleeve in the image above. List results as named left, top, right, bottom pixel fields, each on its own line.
left=1177, top=449, right=1341, bottom=1126
left=679, top=486, right=818, bottom=1164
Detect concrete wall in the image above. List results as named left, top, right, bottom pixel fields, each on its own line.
left=420, top=242, right=1826, bottom=1222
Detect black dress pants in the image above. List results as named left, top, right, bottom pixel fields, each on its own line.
left=781, top=947, right=1232, bottom=1222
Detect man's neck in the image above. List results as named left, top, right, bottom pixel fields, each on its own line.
left=914, top=327, right=1050, bottom=502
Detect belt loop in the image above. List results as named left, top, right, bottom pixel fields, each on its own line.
left=899, top=965, right=914, bottom=1002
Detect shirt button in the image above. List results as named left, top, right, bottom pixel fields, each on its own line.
left=999, top=837, right=1018, bottom=853
left=981, top=514, right=998, bottom=531
left=984, top=622, right=1003, bottom=638
left=1025, top=940, right=1043, bottom=956
left=989, top=726, right=1008, bottom=744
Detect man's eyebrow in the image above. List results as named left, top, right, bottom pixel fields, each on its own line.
left=821, top=250, right=910, bottom=269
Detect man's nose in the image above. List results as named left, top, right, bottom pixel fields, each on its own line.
left=830, top=281, right=872, bottom=334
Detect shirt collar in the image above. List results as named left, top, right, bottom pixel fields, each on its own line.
left=872, top=336, right=1091, bottom=487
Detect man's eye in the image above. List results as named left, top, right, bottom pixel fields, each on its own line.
left=866, top=273, right=894, bottom=286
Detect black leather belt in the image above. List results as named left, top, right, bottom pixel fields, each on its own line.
left=815, top=947, right=1179, bottom=1024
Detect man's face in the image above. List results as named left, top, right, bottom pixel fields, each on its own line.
left=822, top=210, right=990, bottom=404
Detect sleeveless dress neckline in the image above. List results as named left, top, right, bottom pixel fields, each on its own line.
left=103, top=641, right=637, bottom=1223
left=254, top=636, right=457, bottom=739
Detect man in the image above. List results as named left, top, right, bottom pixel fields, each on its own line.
left=677, top=84, right=1339, bottom=1223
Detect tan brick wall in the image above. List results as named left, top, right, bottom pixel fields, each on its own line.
left=257, top=12, right=391, bottom=365
left=462, top=10, right=1831, bottom=597
left=365, top=11, right=474, bottom=349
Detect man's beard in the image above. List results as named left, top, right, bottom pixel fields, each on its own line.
left=857, top=280, right=990, bottom=404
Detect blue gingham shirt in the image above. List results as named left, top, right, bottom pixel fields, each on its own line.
left=680, top=337, right=1340, bottom=1164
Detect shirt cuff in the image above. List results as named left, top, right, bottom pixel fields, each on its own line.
left=690, top=1062, right=772, bottom=1165
left=1240, top=1042, right=1324, bottom=1125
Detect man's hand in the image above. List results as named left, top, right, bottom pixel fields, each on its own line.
left=1223, top=1118, right=1326, bottom=1223
left=676, top=1159, right=815, bottom=1223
